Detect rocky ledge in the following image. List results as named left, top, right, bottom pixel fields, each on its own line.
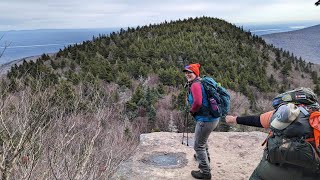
left=112, top=131, right=267, bottom=180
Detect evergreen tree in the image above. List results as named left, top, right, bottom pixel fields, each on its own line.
left=131, top=84, right=144, bottom=104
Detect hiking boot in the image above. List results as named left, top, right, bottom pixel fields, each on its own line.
left=194, top=154, right=211, bottom=163
left=191, top=170, right=211, bottom=179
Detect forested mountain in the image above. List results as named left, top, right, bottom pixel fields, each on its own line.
left=6, top=17, right=320, bottom=102
left=1, top=16, right=320, bottom=179
left=262, top=24, right=320, bottom=64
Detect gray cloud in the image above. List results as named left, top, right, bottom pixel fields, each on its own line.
left=0, top=0, right=319, bottom=30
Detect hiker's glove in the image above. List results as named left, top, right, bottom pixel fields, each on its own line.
left=189, top=110, right=195, bottom=116
left=226, top=115, right=237, bottom=124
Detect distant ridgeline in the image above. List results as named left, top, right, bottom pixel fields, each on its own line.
left=5, top=17, right=320, bottom=107
left=262, top=24, right=320, bottom=65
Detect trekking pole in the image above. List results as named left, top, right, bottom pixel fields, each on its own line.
left=182, top=111, right=185, bottom=144
left=186, top=111, right=189, bottom=146
left=182, top=82, right=189, bottom=146
left=182, top=108, right=189, bottom=146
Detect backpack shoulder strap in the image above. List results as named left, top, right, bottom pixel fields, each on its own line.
left=191, top=77, right=202, bottom=84
left=298, top=106, right=310, bottom=116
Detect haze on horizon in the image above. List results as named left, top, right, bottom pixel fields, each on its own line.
left=1, top=0, right=319, bottom=31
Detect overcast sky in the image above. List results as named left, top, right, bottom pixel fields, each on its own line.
left=1, top=0, right=319, bottom=31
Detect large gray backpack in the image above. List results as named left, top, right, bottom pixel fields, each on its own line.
left=272, top=87, right=319, bottom=110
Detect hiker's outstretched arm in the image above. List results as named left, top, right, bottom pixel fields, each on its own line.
left=236, top=116, right=262, bottom=127
left=226, top=111, right=274, bottom=128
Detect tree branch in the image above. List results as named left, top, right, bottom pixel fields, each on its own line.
left=47, top=147, right=59, bottom=180
left=0, top=34, right=11, bottom=58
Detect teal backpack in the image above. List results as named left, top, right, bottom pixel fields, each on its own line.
left=201, top=76, right=231, bottom=118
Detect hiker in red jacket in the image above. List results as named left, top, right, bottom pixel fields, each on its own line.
left=226, top=88, right=320, bottom=180
left=183, top=63, right=219, bottom=179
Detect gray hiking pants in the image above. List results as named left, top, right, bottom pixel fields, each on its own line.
left=194, top=120, right=219, bottom=174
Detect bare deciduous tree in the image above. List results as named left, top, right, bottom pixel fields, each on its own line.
left=228, top=89, right=251, bottom=116
left=0, top=81, right=139, bottom=180
left=0, top=81, right=54, bottom=180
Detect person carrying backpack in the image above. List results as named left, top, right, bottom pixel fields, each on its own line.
left=226, top=87, right=320, bottom=180
left=183, top=63, right=220, bottom=179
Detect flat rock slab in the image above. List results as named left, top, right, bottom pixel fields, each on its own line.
left=112, top=131, right=267, bottom=180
